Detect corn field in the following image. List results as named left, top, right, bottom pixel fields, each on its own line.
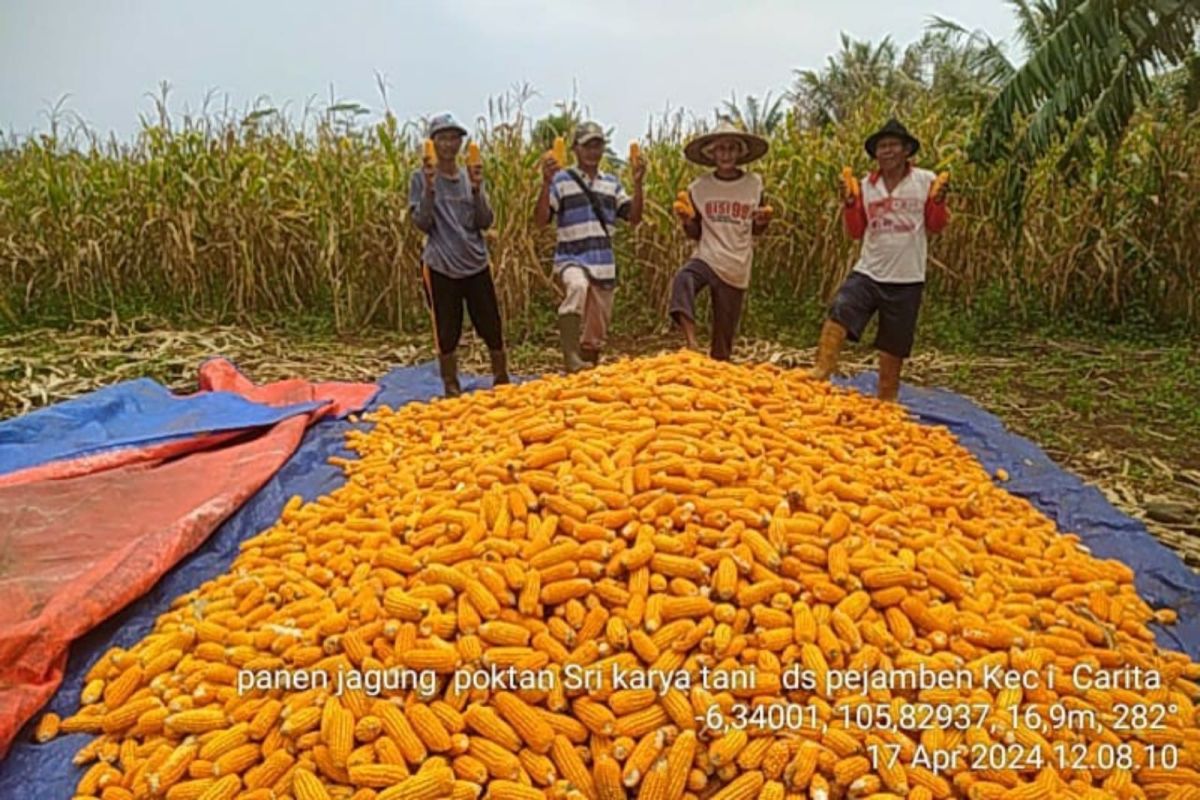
left=2, top=88, right=1198, bottom=338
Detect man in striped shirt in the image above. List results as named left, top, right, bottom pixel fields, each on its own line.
left=534, top=121, right=645, bottom=372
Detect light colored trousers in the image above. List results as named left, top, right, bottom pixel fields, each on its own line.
left=558, top=265, right=615, bottom=351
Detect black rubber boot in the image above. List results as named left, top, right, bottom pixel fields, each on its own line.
left=438, top=351, right=462, bottom=397
left=489, top=349, right=510, bottom=386
left=557, top=313, right=587, bottom=374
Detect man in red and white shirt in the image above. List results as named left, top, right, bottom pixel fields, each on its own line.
left=810, top=118, right=949, bottom=401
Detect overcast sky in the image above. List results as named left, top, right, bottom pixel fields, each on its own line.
left=2, top=0, right=1019, bottom=142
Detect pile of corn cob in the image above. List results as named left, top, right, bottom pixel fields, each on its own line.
left=45, top=352, right=1200, bottom=800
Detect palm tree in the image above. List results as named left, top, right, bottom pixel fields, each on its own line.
left=969, top=0, right=1200, bottom=175
left=791, top=34, right=919, bottom=127
left=921, top=19, right=1018, bottom=91
left=719, top=92, right=787, bottom=135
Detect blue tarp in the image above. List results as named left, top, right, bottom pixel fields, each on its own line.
left=0, top=378, right=323, bottom=477
left=3, top=363, right=1198, bottom=798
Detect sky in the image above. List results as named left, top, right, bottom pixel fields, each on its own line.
left=1, top=0, right=1019, bottom=142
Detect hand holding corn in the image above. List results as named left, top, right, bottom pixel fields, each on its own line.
left=840, top=165, right=860, bottom=206
left=672, top=190, right=695, bottom=221
left=540, top=153, right=559, bottom=186
left=930, top=170, right=950, bottom=203
left=628, top=140, right=646, bottom=186
left=752, top=203, right=774, bottom=226
left=541, top=137, right=566, bottom=186
left=466, top=142, right=483, bottom=192
left=422, top=138, right=437, bottom=196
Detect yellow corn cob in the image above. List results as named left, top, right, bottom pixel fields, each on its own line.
left=281, top=705, right=322, bottom=737
left=34, top=712, right=61, bottom=743
left=552, top=137, right=567, bottom=167
left=464, top=704, right=523, bottom=751
left=930, top=171, right=950, bottom=198
left=491, top=691, right=555, bottom=753
left=423, top=139, right=435, bottom=163
left=149, top=742, right=199, bottom=795
left=594, top=752, right=624, bottom=799
left=292, top=767, right=332, bottom=800
left=374, top=701, right=428, bottom=763
left=664, top=729, right=697, bottom=798
left=81, top=678, right=105, bottom=705
left=407, top=703, right=452, bottom=753
left=841, top=166, right=860, bottom=198
left=166, top=708, right=228, bottom=735
left=467, top=736, right=522, bottom=780
left=211, top=742, right=259, bottom=777
left=452, top=754, right=488, bottom=784
left=466, top=142, right=481, bottom=167
left=486, top=781, right=544, bottom=800
left=101, top=697, right=161, bottom=734
left=760, top=780, right=785, bottom=800
left=244, top=749, right=293, bottom=790
left=195, top=774, right=240, bottom=800
left=622, top=728, right=665, bottom=787
left=710, top=770, right=765, bottom=800
left=102, top=664, right=144, bottom=708
left=667, top=190, right=696, bottom=219
left=198, top=723, right=248, bottom=761
left=550, top=734, right=595, bottom=797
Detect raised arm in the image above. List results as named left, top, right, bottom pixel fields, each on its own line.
left=468, top=162, right=494, bottom=230
left=534, top=155, right=559, bottom=228
left=625, top=157, right=646, bottom=227
left=842, top=193, right=867, bottom=240
left=409, top=170, right=436, bottom=233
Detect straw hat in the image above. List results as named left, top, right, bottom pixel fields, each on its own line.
left=684, top=120, right=769, bottom=167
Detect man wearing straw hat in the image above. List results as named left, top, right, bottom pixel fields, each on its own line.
left=409, top=112, right=509, bottom=398
left=810, top=118, right=949, bottom=401
left=534, top=121, right=645, bottom=373
left=668, top=120, right=773, bottom=361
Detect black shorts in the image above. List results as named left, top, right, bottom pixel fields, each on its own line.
left=420, top=265, right=504, bottom=354
left=828, top=271, right=924, bottom=358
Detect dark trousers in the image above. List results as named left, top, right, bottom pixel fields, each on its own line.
left=668, top=259, right=746, bottom=361
left=421, top=266, right=504, bottom=355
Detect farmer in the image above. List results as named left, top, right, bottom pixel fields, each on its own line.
left=409, top=112, right=509, bottom=398
left=534, top=121, right=645, bottom=372
left=668, top=120, right=773, bottom=361
left=810, top=118, right=949, bottom=401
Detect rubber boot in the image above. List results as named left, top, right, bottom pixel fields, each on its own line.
left=438, top=351, right=462, bottom=398
left=581, top=347, right=600, bottom=368
left=489, top=348, right=510, bottom=386
left=558, top=313, right=587, bottom=374
left=877, top=352, right=903, bottom=402
left=809, top=319, right=847, bottom=380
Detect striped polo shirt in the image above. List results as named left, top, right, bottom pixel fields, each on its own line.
left=548, top=168, right=631, bottom=286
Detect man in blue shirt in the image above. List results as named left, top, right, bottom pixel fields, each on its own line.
left=534, top=121, right=644, bottom=372
left=409, top=113, right=508, bottom=397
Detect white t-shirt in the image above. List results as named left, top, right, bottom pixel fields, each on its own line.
left=853, top=167, right=937, bottom=284
left=690, top=172, right=763, bottom=289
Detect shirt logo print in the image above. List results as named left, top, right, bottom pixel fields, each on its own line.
left=704, top=200, right=754, bottom=223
